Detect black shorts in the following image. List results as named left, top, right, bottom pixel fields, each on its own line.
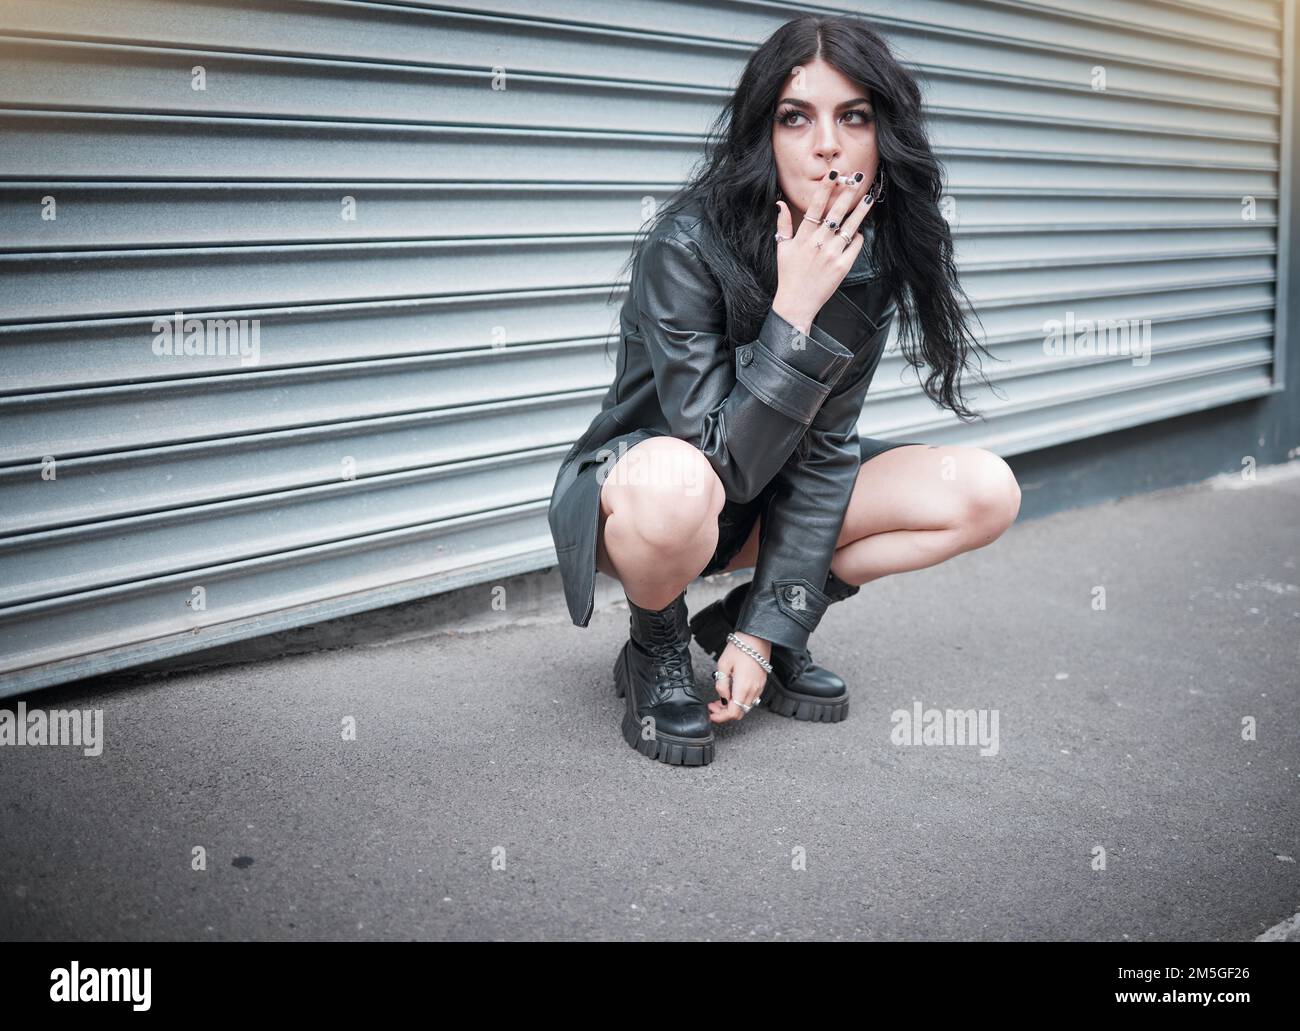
left=698, top=435, right=922, bottom=577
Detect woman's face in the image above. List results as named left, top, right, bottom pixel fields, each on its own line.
left=771, top=58, right=878, bottom=224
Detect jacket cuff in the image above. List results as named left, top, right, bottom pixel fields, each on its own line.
left=765, top=307, right=855, bottom=379
left=733, top=575, right=832, bottom=653
left=735, top=309, right=853, bottom=425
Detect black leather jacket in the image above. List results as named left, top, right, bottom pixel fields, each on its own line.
left=549, top=198, right=898, bottom=653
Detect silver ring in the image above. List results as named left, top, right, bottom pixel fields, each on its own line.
left=773, top=232, right=789, bottom=243
left=802, top=214, right=822, bottom=225
left=824, top=217, right=841, bottom=231
left=736, top=700, right=753, bottom=714
left=712, top=670, right=731, bottom=682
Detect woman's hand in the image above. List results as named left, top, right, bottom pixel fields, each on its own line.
left=709, top=630, right=771, bottom=724
left=772, top=171, right=877, bottom=333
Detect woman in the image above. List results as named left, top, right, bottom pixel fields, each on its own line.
left=547, top=14, right=1021, bottom=766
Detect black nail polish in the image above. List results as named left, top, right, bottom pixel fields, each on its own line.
left=854, top=171, right=865, bottom=183
left=828, top=170, right=838, bottom=180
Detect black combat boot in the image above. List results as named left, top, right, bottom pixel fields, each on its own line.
left=688, top=570, right=860, bottom=722
left=614, top=587, right=714, bottom=765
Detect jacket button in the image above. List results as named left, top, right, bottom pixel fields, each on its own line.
left=739, top=348, right=753, bottom=366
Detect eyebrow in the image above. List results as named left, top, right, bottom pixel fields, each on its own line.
left=776, top=96, right=873, bottom=110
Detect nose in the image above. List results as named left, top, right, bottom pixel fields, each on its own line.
left=813, top=118, right=843, bottom=163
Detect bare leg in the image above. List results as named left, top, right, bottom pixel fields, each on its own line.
left=831, top=444, right=1020, bottom=583
left=595, top=436, right=725, bottom=610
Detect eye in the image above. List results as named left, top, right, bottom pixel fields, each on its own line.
left=775, top=108, right=875, bottom=127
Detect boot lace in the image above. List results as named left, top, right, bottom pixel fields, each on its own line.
left=642, top=608, right=701, bottom=702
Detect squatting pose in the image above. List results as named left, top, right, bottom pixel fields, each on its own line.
left=548, top=14, right=1020, bottom=766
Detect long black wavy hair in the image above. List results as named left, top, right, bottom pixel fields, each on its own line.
left=604, top=12, right=999, bottom=424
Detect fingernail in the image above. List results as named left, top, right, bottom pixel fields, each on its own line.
left=828, top=169, right=839, bottom=180
left=854, top=171, right=865, bottom=183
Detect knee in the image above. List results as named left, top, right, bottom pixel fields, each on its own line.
left=958, top=450, right=1020, bottom=543
left=603, top=437, right=722, bottom=551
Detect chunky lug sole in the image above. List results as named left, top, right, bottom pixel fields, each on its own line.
left=613, top=644, right=714, bottom=766
left=689, top=600, right=849, bottom=723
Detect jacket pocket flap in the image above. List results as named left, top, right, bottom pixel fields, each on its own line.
left=772, top=577, right=830, bottom=631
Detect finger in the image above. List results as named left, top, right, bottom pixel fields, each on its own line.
left=833, top=222, right=867, bottom=264
left=712, top=668, right=732, bottom=704
left=822, top=191, right=872, bottom=262
left=821, top=172, right=869, bottom=233
left=726, top=678, right=763, bottom=720
left=775, top=200, right=791, bottom=240
left=712, top=670, right=746, bottom=722
left=838, top=195, right=876, bottom=241
left=736, top=682, right=764, bottom=713
left=800, top=170, right=838, bottom=230
left=838, top=179, right=878, bottom=237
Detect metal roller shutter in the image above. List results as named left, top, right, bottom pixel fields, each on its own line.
left=0, top=0, right=1290, bottom=692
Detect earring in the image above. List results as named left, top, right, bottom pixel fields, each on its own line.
left=864, top=164, right=887, bottom=205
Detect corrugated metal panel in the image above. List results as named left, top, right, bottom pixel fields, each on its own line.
left=0, top=0, right=1290, bottom=692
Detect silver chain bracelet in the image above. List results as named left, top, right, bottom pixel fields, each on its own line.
left=726, top=632, right=773, bottom=674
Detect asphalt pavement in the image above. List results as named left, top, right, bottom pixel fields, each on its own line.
left=2, top=463, right=1297, bottom=941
